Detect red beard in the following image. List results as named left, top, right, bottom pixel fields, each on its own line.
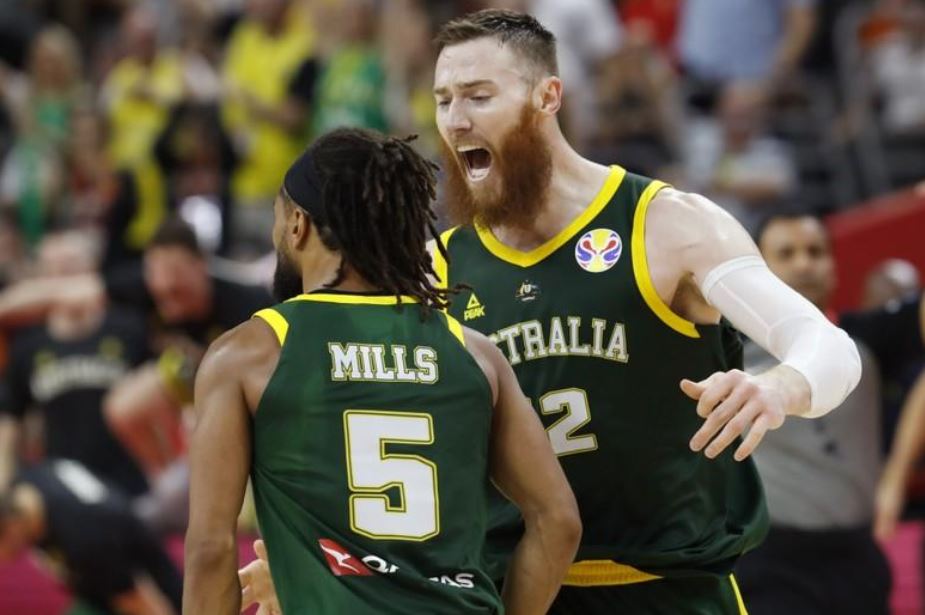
left=441, top=105, right=553, bottom=230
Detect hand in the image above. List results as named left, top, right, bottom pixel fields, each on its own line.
left=681, top=369, right=787, bottom=462
left=239, top=540, right=282, bottom=615
left=874, top=468, right=906, bottom=542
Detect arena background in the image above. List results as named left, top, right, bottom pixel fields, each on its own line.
left=0, top=0, right=923, bottom=613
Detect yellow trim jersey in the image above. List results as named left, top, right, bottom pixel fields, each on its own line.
left=250, top=291, right=500, bottom=613
left=439, top=168, right=768, bottom=583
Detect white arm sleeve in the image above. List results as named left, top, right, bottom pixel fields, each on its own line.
left=699, top=256, right=862, bottom=418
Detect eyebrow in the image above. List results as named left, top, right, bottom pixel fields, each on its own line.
left=433, top=79, right=496, bottom=96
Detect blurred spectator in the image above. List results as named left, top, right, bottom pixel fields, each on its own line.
left=0, top=219, right=271, bottom=490
left=591, top=23, right=680, bottom=177
left=680, top=83, right=797, bottom=230
left=222, top=0, right=316, bottom=253
left=381, top=0, right=440, bottom=159
left=311, top=0, right=388, bottom=135
left=153, top=103, right=238, bottom=256
left=0, top=26, right=86, bottom=247
left=0, top=0, right=41, bottom=70
left=100, top=7, right=184, bottom=168
left=0, top=460, right=181, bottom=615
left=0, top=212, right=25, bottom=289
left=737, top=210, right=925, bottom=615
left=2, top=26, right=86, bottom=150
left=486, top=0, right=623, bottom=153
left=871, top=1, right=925, bottom=134
left=862, top=259, right=925, bottom=455
left=65, top=106, right=119, bottom=234
left=62, top=105, right=169, bottom=272
left=678, top=0, right=816, bottom=107
left=0, top=231, right=150, bottom=497
left=102, top=218, right=271, bottom=480
left=617, top=0, right=680, bottom=58
left=863, top=259, right=922, bottom=310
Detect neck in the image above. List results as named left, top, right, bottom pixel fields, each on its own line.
left=491, top=130, right=612, bottom=252
left=301, top=254, right=380, bottom=295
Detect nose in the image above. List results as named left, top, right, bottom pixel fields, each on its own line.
left=444, top=101, right=472, bottom=135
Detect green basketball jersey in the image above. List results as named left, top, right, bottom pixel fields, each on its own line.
left=251, top=291, right=502, bottom=614
left=436, top=167, right=768, bottom=583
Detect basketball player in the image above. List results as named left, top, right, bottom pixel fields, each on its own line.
left=183, top=128, right=580, bottom=614
left=428, top=9, right=861, bottom=613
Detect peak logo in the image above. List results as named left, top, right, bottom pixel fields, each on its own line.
left=318, top=539, right=373, bottom=576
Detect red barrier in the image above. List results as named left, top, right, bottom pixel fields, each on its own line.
left=828, top=184, right=925, bottom=312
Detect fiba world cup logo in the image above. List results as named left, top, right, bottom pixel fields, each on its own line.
left=575, top=228, right=622, bottom=273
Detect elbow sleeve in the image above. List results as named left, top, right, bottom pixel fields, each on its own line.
left=700, top=256, right=862, bottom=417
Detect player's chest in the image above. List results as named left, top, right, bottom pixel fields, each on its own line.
left=447, top=247, right=643, bottom=362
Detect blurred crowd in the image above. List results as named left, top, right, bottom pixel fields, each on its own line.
left=0, top=0, right=923, bottom=614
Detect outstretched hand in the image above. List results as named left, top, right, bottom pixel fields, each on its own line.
left=239, top=540, right=282, bottom=615
left=681, top=369, right=789, bottom=462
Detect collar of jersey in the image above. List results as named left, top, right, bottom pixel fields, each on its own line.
left=473, top=165, right=626, bottom=268
left=287, top=290, right=419, bottom=306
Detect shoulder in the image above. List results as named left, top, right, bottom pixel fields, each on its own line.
left=645, top=187, right=758, bottom=271
left=197, top=317, right=279, bottom=387
left=647, top=188, right=738, bottom=234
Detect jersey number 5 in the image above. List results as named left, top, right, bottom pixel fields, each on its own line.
left=343, top=410, right=440, bottom=541
left=540, top=388, right=598, bottom=456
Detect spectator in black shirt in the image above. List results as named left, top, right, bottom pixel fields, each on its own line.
left=0, top=232, right=149, bottom=497
left=102, top=219, right=271, bottom=481
left=0, top=220, right=270, bottom=529
left=0, top=460, right=181, bottom=615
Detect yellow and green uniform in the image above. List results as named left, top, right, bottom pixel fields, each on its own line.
left=103, top=51, right=183, bottom=167
left=251, top=291, right=502, bottom=614
left=222, top=8, right=315, bottom=203
left=436, top=167, right=767, bottom=609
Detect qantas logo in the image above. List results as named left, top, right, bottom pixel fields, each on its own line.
left=317, top=538, right=475, bottom=588
left=318, top=539, right=373, bottom=576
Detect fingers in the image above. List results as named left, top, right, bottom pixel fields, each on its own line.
left=733, top=412, right=769, bottom=461
left=679, top=372, right=724, bottom=406
left=254, top=539, right=269, bottom=561
left=692, top=372, right=737, bottom=419
left=689, top=385, right=751, bottom=453
left=679, top=379, right=703, bottom=401
left=239, top=560, right=259, bottom=587
left=241, top=585, right=256, bottom=610
left=704, top=401, right=761, bottom=460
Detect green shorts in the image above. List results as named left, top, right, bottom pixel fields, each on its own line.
left=549, top=574, right=748, bottom=615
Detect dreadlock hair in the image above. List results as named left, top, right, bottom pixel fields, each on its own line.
left=305, top=127, right=460, bottom=313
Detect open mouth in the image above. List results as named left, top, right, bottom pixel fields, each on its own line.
left=457, top=146, right=492, bottom=182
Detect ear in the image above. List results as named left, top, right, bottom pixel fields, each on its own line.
left=289, top=208, right=312, bottom=251
left=535, top=76, right=562, bottom=116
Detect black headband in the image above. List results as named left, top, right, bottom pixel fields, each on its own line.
left=283, top=148, right=326, bottom=224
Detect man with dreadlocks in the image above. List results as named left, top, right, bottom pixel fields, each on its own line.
left=182, top=127, right=580, bottom=615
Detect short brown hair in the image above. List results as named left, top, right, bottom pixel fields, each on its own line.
left=148, top=217, right=202, bottom=257
left=435, top=9, right=558, bottom=77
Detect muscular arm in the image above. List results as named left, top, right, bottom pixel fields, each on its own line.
left=465, top=330, right=581, bottom=615
left=183, top=320, right=276, bottom=615
left=647, top=189, right=860, bottom=458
